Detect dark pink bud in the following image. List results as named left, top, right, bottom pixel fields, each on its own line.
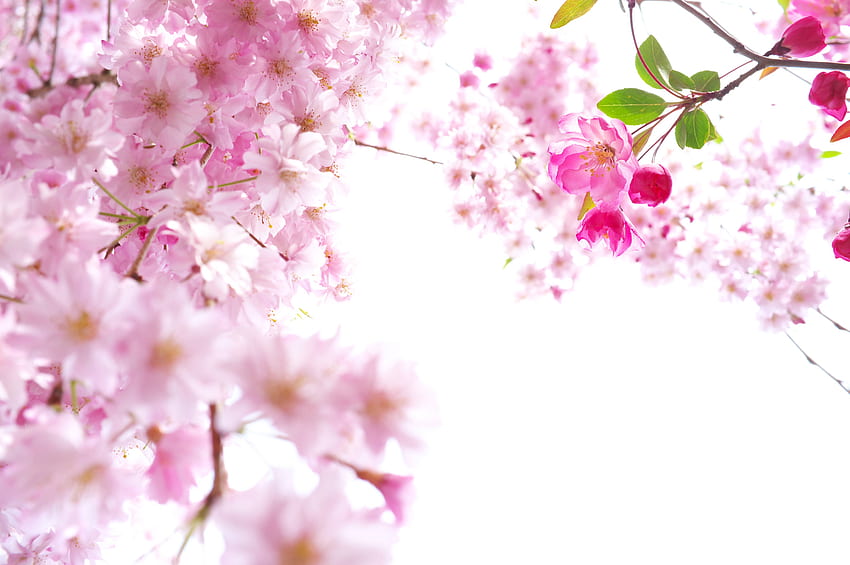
left=473, top=52, right=493, bottom=71
left=809, top=71, right=850, bottom=120
left=833, top=224, right=850, bottom=261
left=628, top=164, right=672, bottom=207
left=770, top=16, right=826, bottom=57
left=459, top=71, right=479, bottom=88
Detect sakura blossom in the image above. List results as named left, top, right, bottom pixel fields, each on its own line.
left=2, top=0, right=850, bottom=562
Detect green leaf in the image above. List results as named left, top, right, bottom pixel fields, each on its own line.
left=577, top=192, right=596, bottom=221
left=550, top=0, right=598, bottom=29
left=635, top=35, right=672, bottom=90
left=690, top=70, right=721, bottom=92
left=778, top=0, right=790, bottom=12
left=596, top=89, right=667, bottom=125
left=503, top=257, right=513, bottom=269
left=632, top=126, right=654, bottom=156
left=821, top=150, right=842, bottom=158
left=668, top=70, right=695, bottom=91
left=675, top=108, right=713, bottom=149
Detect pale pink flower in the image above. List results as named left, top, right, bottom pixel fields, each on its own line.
left=790, top=0, right=850, bottom=35
left=25, top=99, right=123, bottom=179
left=14, top=258, right=138, bottom=393
left=548, top=113, right=638, bottom=205
left=339, top=353, right=437, bottom=460
left=0, top=176, right=48, bottom=291
left=146, top=161, right=248, bottom=225
left=285, top=0, right=350, bottom=58
left=243, top=124, right=331, bottom=216
left=213, top=470, right=396, bottom=565
left=145, top=425, right=211, bottom=504
left=0, top=410, right=139, bottom=537
left=204, top=0, right=283, bottom=44
left=237, top=332, right=349, bottom=457
left=117, top=281, right=236, bottom=423
left=113, top=57, right=205, bottom=149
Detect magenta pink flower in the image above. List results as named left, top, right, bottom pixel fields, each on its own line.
left=833, top=223, right=850, bottom=261
left=576, top=205, right=640, bottom=256
left=769, top=16, right=826, bottom=57
left=548, top=113, right=638, bottom=205
left=808, top=71, right=850, bottom=120
left=628, top=164, right=672, bottom=207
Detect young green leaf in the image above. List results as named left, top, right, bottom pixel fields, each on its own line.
left=668, top=70, right=695, bottom=91
left=821, top=150, right=842, bottom=158
left=690, top=70, right=721, bottom=92
left=632, top=126, right=654, bottom=156
left=674, top=108, right=713, bottom=149
left=777, top=0, right=790, bottom=12
left=550, top=0, right=598, bottom=29
left=596, top=89, right=667, bottom=125
left=635, top=35, right=673, bottom=90
left=577, top=192, right=596, bottom=221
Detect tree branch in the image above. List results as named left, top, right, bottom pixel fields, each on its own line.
left=785, top=332, right=850, bottom=396
left=668, top=0, right=850, bottom=72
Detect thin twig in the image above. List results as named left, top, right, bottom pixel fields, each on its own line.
left=816, top=307, right=850, bottom=332
left=785, top=332, right=850, bottom=395
left=352, top=138, right=444, bottom=165
left=126, top=226, right=157, bottom=282
left=46, top=0, right=60, bottom=86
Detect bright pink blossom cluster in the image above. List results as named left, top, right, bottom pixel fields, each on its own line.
left=547, top=112, right=673, bottom=256
left=0, top=0, right=452, bottom=562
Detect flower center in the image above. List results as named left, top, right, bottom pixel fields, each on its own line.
left=143, top=90, right=170, bottom=119
left=64, top=310, right=98, bottom=342
left=582, top=141, right=616, bottom=174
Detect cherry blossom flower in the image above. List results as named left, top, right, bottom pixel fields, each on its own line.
left=213, top=470, right=396, bottom=565
left=576, top=205, right=641, bottom=256
left=113, top=56, right=205, bottom=149
left=548, top=113, right=638, bottom=205
left=14, top=258, right=138, bottom=393
left=808, top=70, right=850, bottom=120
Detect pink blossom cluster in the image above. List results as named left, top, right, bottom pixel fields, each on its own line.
left=395, top=14, right=849, bottom=332
left=400, top=34, right=607, bottom=298
left=0, top=0, right=452, bottom=562
left=629, top=133, right=847, bottom=331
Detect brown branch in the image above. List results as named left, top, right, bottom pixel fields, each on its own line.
left=47, top=0, right=60, bottom=86
left=667, top=0, right=850, bottom=72
left=126, top=225, right=157, bottom=282
left=352, top=138, right=443, bottom=165
left=27, top=69, right=118, bottom=98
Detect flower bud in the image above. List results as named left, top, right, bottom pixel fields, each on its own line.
left=809, top=71, right=850, bottom=120
left=769, top=16, right=826, bottom=57
left=628, top=164, right=672, bottom=207
left=832, top=224, right=850, bottom=261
